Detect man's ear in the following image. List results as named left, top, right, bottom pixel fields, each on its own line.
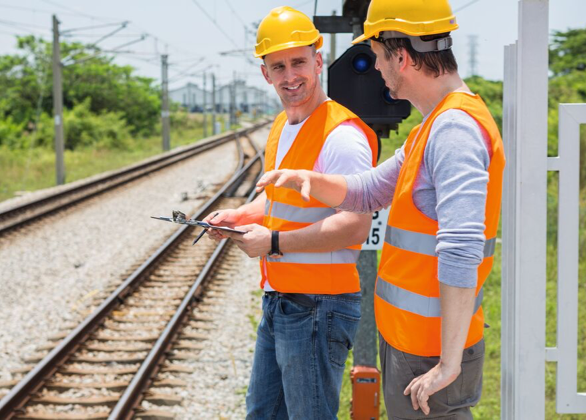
left=397, top=48, right=409, bottom=72
left=315, top=50, right=323, bottom=75
left=261, top=64, right=273, bottom=85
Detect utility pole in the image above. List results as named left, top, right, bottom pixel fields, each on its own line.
left=326, top=10, right=337, bottom=90
left=231, top=71, right=237, bottom=127
left=468, top=34, right=479, bottom=77
left=203, top=72, right=208, bottom=138
left=329, top=11, right=337, bottom=65
left=52, top=15, right=65, bottom=185
left=161, top=54, right=170, bottom=151
left=211, top=73, right=217, bottom=134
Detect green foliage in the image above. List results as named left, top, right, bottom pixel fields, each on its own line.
left=550, top=28, right=586, bottom=76
left=62, top=99, right=131, bottom=150
left=0, top=116, right=25, bottom=148
left=0, top=35, right=160, bottom=141
left=465, top=76, right=504, bottom=132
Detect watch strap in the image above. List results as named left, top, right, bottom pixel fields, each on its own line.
left=270, top=230, right=283, bottom=256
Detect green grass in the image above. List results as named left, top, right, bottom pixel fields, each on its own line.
left=0, top=122, right=215, bottom=203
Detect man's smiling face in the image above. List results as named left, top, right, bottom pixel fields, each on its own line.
left=261, top=45, right=322, bottom=109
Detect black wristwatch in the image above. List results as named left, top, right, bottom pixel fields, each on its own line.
left=269, top=230, right=283, bottom=257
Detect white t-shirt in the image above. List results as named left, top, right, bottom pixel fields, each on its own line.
left=265, top=113, right=373, bottom=291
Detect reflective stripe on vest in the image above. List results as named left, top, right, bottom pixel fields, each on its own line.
left=385, top=226, right=497, bottom=258
left=268, top=248, right=360, bottom=264
left=376, top=278, right=484, bottom=317
left=265, top=200, right=336, bottom=224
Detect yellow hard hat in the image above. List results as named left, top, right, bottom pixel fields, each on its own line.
left=352, top=0, right=459, bottom=44
left=255, top=6, right=324, bottom=58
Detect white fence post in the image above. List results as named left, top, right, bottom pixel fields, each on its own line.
left=501, top=1, right=549, bottom=418
left=501, top=41, right=518, bottom=420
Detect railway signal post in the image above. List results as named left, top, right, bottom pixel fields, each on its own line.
left=314, top=2, right=411, bottom=417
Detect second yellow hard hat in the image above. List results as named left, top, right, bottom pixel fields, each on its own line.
left=255, top=6, right=324, bottom=58
left=353, top=0, right=459, bottom=44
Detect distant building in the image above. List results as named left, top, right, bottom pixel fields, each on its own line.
left=169, top=83, right=206, bottom=112
left=169, top=80, right=280, bottom=115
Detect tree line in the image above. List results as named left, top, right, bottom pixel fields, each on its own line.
left=0, top=36, right=160, bottom=150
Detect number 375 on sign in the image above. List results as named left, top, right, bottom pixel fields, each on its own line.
left=362, top=207, right=390, bottom=251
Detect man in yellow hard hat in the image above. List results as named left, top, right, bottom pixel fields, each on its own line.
left=256, top=0, right=505, bottom=418
left=203, top=6, right=379, bottom=418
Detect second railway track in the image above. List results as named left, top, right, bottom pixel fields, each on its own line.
left=0, top=120, right=268, bottom=237
left=0, top=130, right=265, bottom=419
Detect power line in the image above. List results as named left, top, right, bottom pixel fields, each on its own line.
left=0, top=19, right=50, bottom=31
left=223, top=0, right=247, bottom=28
left=0, top=3, right=81, bottom=17
left=454, top=0, right=482, bottom=13
left=191, top=0, right=240, bottom=50
left=61, top=21, right=128, bottom=34
left=128, top=22, right=202, bottom=59
left=62, top=33, right=144, bottom=39
left=39, top=0, right=119, bottom=22
left=191, top=0, right=256, bottom=66
left=2, top=3, right=204, bottom=65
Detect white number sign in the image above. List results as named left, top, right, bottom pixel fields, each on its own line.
left=362, top=207, right=390, bottom=250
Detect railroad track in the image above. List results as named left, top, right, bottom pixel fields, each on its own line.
left=0, top=120, right=268, bottom=237
left=0, top=133, right=264, bottom=419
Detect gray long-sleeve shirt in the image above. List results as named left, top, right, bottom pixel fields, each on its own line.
left=338, top=109, right=492, bottom=289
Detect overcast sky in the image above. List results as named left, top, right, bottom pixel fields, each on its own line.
left=0, top=0, right=584, bottom=96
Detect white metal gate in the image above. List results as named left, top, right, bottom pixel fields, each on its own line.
left=545, top=104, right=586, bottom=413
left=501, top=0, right=586, bottom=417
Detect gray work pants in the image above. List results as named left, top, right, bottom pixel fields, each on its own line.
left=380, top=337, right=484, bottom=419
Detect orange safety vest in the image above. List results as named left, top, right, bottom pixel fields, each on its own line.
left=376, top=92, right=505, bottom=357
left=261, top=100, right=378, bottom=294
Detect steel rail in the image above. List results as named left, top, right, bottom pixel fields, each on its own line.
left=0, top=120, right=268, bottom=236
left=110, top=154, right=262, bottom=419
left=0, top=136, right=264, bottom=419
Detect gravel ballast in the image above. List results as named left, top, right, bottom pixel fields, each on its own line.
left=160, top=248, right=262, bottom=418
left=0, top=127, right=269, bottom=387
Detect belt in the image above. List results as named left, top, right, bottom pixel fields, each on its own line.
left=264, top=291, right=317, bottom=308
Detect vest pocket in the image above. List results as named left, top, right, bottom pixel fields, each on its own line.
left=327, top=311, right=360, bottom=368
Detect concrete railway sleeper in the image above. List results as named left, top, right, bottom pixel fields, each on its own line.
left=0, top=133, right=264, bottom=419
left=0, top=120, right=269, bottom=237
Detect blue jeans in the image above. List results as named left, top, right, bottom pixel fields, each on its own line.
left=246, top=292, right=361, bottom=420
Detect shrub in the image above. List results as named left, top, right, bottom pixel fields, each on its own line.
left=61, top=99, right=131, bottom=150
left=0, top=116, right=25, bottom=148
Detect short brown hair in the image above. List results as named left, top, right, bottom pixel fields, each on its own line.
left=374, top=33, right=458, bottom=78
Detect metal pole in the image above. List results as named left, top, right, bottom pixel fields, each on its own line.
left=203, top=72, right=208, bottom=138
left=354, top=251, right=378, bottom=367
left=352, top=4, right=378, bottom=364
left=501, top=1, right=549, bottom=418
left=231, top=71, right=237, bottom=127
left=52, top=15, right=65, bottom=185
left=161, top=54, right=170, bottom=151
left=212, top=73, right=216, bottom=134
left=328, top=9, right=337, bottom=93
left=501, top=41, right=518, bottom=420
left=351, top=17, right=362, bottom=40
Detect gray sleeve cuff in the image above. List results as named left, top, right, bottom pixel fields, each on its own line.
left=438, top=260, right=478, bottom=289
